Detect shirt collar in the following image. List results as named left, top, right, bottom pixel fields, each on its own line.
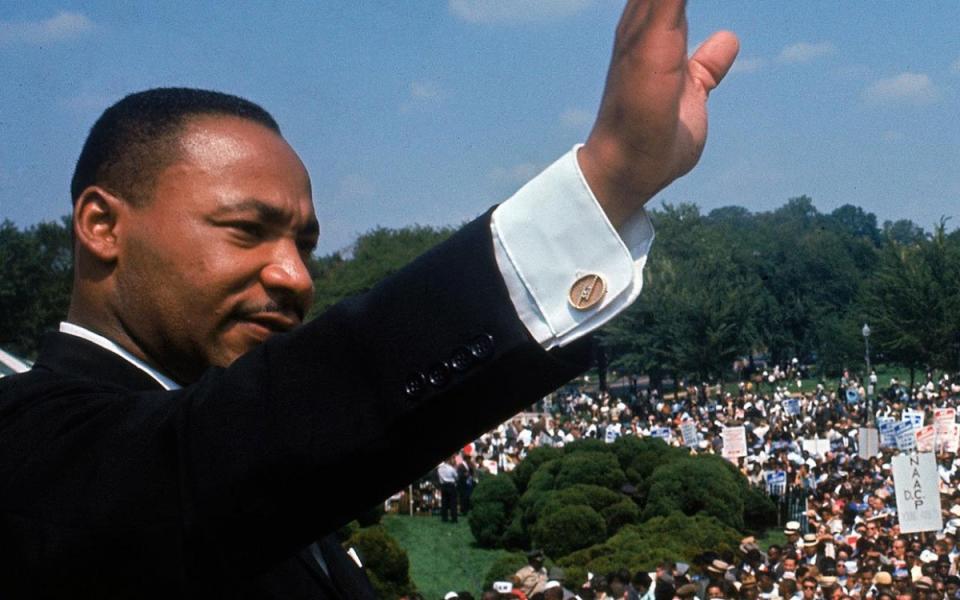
left=59, top=321, right=181, bottom=391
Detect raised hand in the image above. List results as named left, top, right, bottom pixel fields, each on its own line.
left=578, top=0, right=739, bottom=228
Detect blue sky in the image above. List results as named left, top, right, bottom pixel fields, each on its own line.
left=2, top=1, right=959, bottom=254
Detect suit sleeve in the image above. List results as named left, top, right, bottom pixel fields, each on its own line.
left=174, top=209, right=594, bottom=571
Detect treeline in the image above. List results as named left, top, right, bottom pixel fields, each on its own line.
left=3, top=198, right=959, bottom=384
left=600, top=197, right=960, bottom=385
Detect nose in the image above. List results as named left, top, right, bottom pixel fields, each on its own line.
left=259, top=240, right=315, bottom=310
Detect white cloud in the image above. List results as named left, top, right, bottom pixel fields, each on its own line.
left=777, top=41, right=834, bottom=64
left=863, top=73, right=939, bottom=106
left=449, top=0, right=593, bottom=24
left=410, top=80, right=443, bottom=100
left=730, top=56, right=765, bottom=74
left=559, top=108, right=593, bottom=129
left=489, top=163, right=543, bottom=187
left=0, top=11, right=94, bottom=45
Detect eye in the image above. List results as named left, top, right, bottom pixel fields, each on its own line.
left=227, top=221, right=266, bottom=241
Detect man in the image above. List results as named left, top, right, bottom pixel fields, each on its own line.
left=515, top=550, right=549, bottom=598
left=0, top=1, right=738, bottom=598
left=438, top=456, right=460, bottom=523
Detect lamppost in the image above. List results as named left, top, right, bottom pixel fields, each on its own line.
left=862, top=323, right=872, bottom=425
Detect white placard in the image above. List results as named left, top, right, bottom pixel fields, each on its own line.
left=782, top=398, right=801, bottom=416
left=722, top=426, right=747, bottom=458
left=858, top=427, right=879, bottom=459
left=892, top=452, right=943, bottom=533
left=941, top=423, right=960, bottom=454
left=915, top=425, right=936, bottom=453
left=895, top=421, right=916, bottom=452
left=650, top=427, right=672, bottom=441
left=879, top=419, right=898, bottom=447
left=802, top=438, right=832, bottom=457
left=680, top=420, right=698, bottom=448
left=934, top=408, right=956, bottom=435
left=903, top=409, right=925, bottom=428
left=765, top=471, right=787, bottom=495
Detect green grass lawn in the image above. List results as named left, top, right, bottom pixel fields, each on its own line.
left=382, top=514, right=513, bottom=599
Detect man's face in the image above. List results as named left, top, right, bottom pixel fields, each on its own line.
left=114, top=115, right=317, bottom=383
left=784, top=557, right=797, bottom=572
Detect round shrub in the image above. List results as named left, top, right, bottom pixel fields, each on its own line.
left=554, top=451, right=627, bottom=491
left=562, top=438, right=610, bottom=455
left=511, top=446, right=563, bottom=492
left=743, top=486, right=777, bottom=534
left=558, top=512, right=740, bottom=587
left=471, top=473, right=519, bottom=509
left=641, top=456, right=745, bottom=530
left=469, top=501, right=510, bottom=548
left=611, top=435, right=688, bottom=486
left=524, top=459, right=561, bottom=494
left=600, top=498, right=641, bottom=534
left=531, top=504, right=607, bottom=560
left=532, top=484, right=626, bottom=526
left=346, top=525, right=415, bottom=599
left=501, top=510, right=529, bottom=550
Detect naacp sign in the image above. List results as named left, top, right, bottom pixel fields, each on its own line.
left=892, top=452, right=942, bottom=534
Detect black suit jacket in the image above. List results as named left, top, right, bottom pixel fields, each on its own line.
left=0, top=213, right=591, bottom=598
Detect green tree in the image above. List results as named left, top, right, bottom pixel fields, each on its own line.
left=862, top=220, right=960, bottom=381
left=309, top=225, right=453, bottom=316
left=0, top=218, right=73, bottom=356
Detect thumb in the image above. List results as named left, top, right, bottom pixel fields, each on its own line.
left=690, top=30, right=740, bottom=94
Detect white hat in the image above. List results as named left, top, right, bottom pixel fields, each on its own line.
left=545, top=581, right=562, bottom=590
left=445, top=593, right=460, bottom=600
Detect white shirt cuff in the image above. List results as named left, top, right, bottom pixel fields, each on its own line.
left=491, top=144, right=654, bottom=350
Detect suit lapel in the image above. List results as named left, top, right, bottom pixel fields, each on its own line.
left=33, top=332, right=166, bottom=392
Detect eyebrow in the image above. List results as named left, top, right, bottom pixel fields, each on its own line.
left=210, top=198, right=319, bottom=238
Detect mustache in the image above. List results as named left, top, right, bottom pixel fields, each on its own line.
left=232, top=301, right=305, bottom=324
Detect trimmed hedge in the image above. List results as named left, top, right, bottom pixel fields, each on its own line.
left=346, top=525, right=416, bottom=599
left=642, top=456, right=745, bottom=530
left=511, top=446, right=563, bottom=492
left=482, top=552, right=529, bottom=593
left=531, top=504, right=607, bottom=559
left=554, top=451, right=626, bottom=491
left=558, top=512, right=740, bottom=587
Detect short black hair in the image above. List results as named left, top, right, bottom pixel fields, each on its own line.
left=70, top=87, right=281, bottom=205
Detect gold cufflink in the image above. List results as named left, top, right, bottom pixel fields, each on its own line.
left=568, top=273, right=606, bottom=311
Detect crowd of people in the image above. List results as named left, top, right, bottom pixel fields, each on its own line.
left=405, top=364, right=960, bottom=600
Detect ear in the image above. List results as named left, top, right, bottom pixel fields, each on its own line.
left=72, top=186, right=126, bottom=263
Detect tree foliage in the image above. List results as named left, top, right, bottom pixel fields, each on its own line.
left=0, top=218, right=73, bottom=357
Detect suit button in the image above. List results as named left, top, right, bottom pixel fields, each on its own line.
left=404, top=373, right=427, bottom=398
left=449, top=347, right=473, bottom=372
left=468, top=334, right=494, bottom=360
left=427, top=362, right=451, bottom=387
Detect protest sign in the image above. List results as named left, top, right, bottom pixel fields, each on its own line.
left=915, top=425, right=935, bottom=453
left=765, top=471, right=787, bottom=496
left=722, top=426, right=747, bottom=459
left=845, top=388, right=860, bottom=405
left=940, top=423, right=960, bottom=454
left=878, top=418, right=897, bottom=447
left=934, top=407, right=956, bottom=435
left=605, top=425, right=620, bottom=444
left=680, top=420, right=699, bottom=448
left=782, top=398, right=801, bottom=416
left=858, top=427, right=879, bottom=459
left=895, top=421, right=916, bottom=452
left=892, top=452, right=943, bottom=533
left=650, top=427, right=672, bottom=441
left=903, top=409, right=925, bottom=428
left=802, top=438, right=832, bottom=457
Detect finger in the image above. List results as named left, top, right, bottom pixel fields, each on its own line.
left=646, top=0, right=687, bottom=31
left=689, top=30, right=740, bottom=93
